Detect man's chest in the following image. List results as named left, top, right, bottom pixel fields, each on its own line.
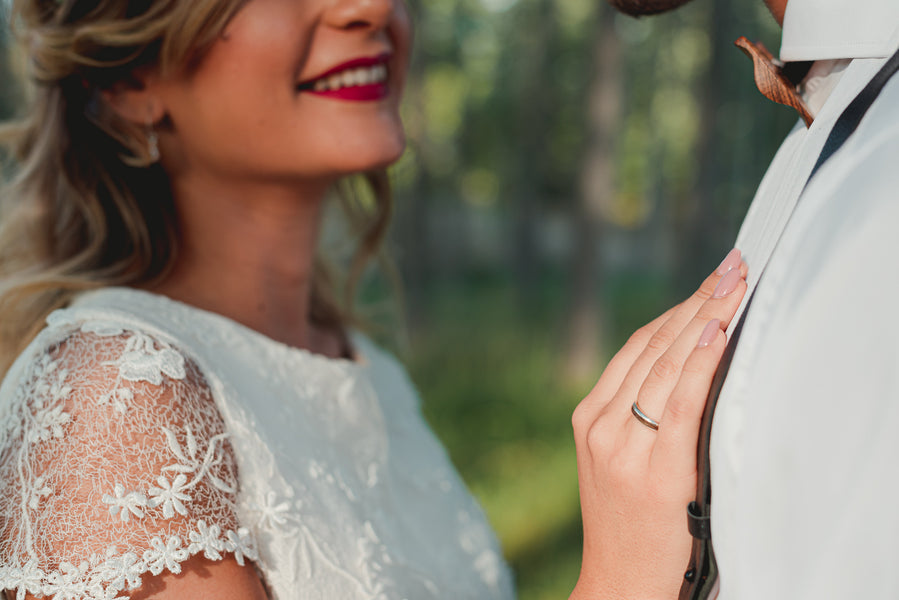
left=708, top=56, right=899, bottom=599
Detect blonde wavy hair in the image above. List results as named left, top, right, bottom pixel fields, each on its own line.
left=0, top=0, right=395, bottom=374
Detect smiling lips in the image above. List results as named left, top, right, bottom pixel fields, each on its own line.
left=297, top=54, right=390, bottom=101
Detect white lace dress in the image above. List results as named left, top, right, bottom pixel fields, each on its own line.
left=0, top=287, right=515, bottom=600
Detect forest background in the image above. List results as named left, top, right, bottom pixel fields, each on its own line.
left=0, top=0, right=794, bottom=597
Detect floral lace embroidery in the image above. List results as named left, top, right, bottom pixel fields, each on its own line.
left=248, top=486, right=396, bottom=598
left=0, top=321, right=256, bottom=600
left=80, top=322, right=187, bottom=413
left=83, top=321, right=187, bottom=387
left=101, top=484, right=149, bottom=523
left=0, top=524, right=257, bottom=600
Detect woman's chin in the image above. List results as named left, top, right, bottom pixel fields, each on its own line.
left=376, top=142, right=407, bottom=170
left=345, top=136, right=407, bottom=172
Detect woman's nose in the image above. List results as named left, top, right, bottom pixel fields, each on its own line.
left=322, top=0, right=395, bottom=32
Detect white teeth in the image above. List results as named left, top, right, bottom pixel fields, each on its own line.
left=306, top=64, right=388, bottom=92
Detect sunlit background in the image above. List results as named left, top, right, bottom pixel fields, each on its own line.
left=1, top=1, right=795, bottom=597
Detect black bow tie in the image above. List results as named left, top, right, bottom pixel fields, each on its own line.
left=736, top=37, right=815, bottom=127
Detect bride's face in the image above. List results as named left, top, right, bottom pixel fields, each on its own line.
left=155, top=0, right=411, bottom=185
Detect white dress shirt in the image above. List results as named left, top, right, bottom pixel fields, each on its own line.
left=711, top=1, right=899, bottom=597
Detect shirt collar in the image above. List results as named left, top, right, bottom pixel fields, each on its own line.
left=800, top=59, right=851, bottom=117
left=780, top=0, right=899, bottom=62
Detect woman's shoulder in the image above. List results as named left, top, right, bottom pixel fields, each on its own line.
left=0, top=291, right=256, bottom=600
left=0, top=292, right=231, bottom=500
left=1, top=290, right=202, bottom=412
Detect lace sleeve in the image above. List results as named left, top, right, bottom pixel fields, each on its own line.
left=0, top=320, right=257, bottom=600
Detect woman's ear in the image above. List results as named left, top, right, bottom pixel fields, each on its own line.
left=101, top=72, right=166, bottom=125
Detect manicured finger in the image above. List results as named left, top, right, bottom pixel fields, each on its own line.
left=628, top=251, right=743, bottom=368
left=625, top=250, right=741, bottom=386
left=688, top=265, right=748, bottom=329
left=650, top=319, right=727, bottom=474
left=576, top=250, right=745, bottom=433
left=667, top=249, right=745, bottom=321
left=605, top=257, right=746, bottom=427
left=625, top=269, right=747, bottom=431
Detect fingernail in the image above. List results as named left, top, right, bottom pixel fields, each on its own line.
left=712, top=268, right=741, bottom=298
left=716, top=248, right=741, bottom=275
left=697, top=319, right=721, bottom=348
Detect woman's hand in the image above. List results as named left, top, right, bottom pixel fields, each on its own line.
left=570, top=249, right=747, bottom=600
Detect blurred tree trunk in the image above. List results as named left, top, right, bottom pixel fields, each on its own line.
left=676, top=0, right=733, bottom=290
left=509, top=0, right=555, bottom=310
left=564, top=5, right=621, bottom=380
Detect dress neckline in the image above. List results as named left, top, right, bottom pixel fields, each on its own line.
left=70, top=286, right=368, bottom=368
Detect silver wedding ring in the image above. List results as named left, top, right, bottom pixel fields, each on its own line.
left=631, top=401, right=659, bottom=431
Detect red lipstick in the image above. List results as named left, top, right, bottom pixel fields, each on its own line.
left=297, top=54, right=391, bottom=101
